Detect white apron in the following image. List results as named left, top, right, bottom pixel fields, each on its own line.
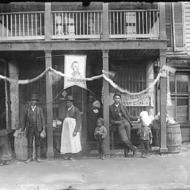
left=60, top=117, right=82, bottom=154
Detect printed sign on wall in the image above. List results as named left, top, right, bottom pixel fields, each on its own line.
left=64, top=55, right=87, bottom=89
left=109, top=92, right=151, bottom=107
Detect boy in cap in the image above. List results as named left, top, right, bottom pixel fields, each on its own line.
left=94, top=118, right=107, bottom=160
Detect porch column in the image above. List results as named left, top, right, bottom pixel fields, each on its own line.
left=146, top=61, right=155, bottom=113
left=45, top=50, right=54, bottom=158
left=159, top=2, right=167, bottom=40
left=102, top=3, right=109, bottom=40
left=8, top=60, right=19, bottom=130
left=160, top=49, right=168, bottom=153
left=102, top=49, right=110, bottom=155
left=45, top=2, right=52, bottom=41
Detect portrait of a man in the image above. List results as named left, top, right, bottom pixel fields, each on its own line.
left=64, top=55, right=87, bottom=89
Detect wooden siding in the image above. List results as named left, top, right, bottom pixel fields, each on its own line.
left=184, top=2, right=190, bottom=54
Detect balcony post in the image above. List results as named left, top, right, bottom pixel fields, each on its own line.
left=45, top=2, right=52, bottom=40
left=102, top=3, right=109, bottom=40
left=45, top=50, right=54, bottom=158
left=102, top=49, right=110, bottom=155
left=159, top=49, right=168, bottom=153
left=8, top=60, right=19, bottom=130
left=159, top=2, right=167, bottom=40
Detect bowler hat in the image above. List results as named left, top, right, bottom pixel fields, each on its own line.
left=62, top=95, right=74, bottom=102
left=31, top=93, right=39, bottom=101
left=113, top=92, right=121, bottom=98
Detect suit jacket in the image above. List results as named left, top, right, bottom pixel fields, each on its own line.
left=65, top=105, right=81, bottom=133
left=23, top=105, right=45, bottom=135
left=109, top=103, right=135, bottom=128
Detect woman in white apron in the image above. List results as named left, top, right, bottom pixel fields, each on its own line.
left=60, top=95, right=82, bottom=160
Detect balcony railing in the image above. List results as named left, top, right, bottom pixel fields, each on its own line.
left=0, top=9, right=160, bottom=41
left=52, top=11, right=103, bottom=39
left=109, top=10, right=159, bottom=39
left=0, top=11, right=44, bottom=40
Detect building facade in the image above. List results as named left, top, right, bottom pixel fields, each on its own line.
left=0, top=2, right=179, bottom=158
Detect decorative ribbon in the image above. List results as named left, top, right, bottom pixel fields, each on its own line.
left=0, top=65, right=174, bottom=96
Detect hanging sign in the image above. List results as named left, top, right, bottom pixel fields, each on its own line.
left=64, top=55, right=87, bottom=89
left=109, top=92, right=151, bottom=107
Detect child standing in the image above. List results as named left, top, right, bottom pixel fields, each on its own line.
left=137, top=111, right=153, bottom=158
left=94, top=118, right=107, bottom=160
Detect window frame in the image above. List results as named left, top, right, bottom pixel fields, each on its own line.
left=172, top=2, right=185, bottom=51
left=170, top=71, right=190, bottom=124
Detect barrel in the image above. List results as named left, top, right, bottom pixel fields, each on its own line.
left=14, top=132, right=28, bottom=161
left=167, top=123, right=182, bottom=153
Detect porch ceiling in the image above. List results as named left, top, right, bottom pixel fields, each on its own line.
left=0, top=40, right=167, bottom=51
left=110, top=49, right=159, bottom=60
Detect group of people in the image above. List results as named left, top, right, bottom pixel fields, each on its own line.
left=20, top=91, right=154, bottom=163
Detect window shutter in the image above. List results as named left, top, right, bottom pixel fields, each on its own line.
left=165, top=3, right=173, bottom=48
left=173, top=2, right=184, bottom=50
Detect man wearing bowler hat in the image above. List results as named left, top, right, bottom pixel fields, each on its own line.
left=22, top=93, right=45, bottom=163
left=109, top=92, right=137, bottom=157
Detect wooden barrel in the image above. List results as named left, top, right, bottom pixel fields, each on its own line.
left=167, top=123, right=182, bottom=153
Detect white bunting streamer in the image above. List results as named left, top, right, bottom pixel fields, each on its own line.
left=0, top=65, right=174, bottom=96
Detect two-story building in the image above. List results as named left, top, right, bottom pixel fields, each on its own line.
left=165, top=2, right=190, bottom=143
left=0, top=2, right=170, bottom=158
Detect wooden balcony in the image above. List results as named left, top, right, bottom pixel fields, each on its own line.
left=52, top=11, right=102, bottom=39
left=0, top=11, right=44, bottom=40
left=0, top=9, right=160, bottom=41
left=109, top=9, right=159, bottom=39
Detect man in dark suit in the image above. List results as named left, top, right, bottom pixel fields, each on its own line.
left=22, top=94, right=45, bottom=163
left=109, top=92, right=137, bottom=157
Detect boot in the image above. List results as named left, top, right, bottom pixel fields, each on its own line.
left=132, top=146, right=137, bottom=157
left=25, top=157, right=33, bottom=163
left=34, top=146, right=41, bottom=163
left=124, top=147, right=129, bottom=157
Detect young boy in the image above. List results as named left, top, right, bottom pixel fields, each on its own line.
left=94, top=118, right=107, bottom=160
left=137, top=111, right=153, bottom=158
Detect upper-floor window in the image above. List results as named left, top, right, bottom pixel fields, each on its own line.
left=165, top=2, right=184, bottom=51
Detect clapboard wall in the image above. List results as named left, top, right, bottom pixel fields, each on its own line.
left=184, top=2, right=190, bottom=54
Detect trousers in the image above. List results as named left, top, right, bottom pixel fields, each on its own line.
left=141, top=140, right=150, bottom=155
left=96, top=135, right=106, bottom=156
left=27, top=126, right=40, bottom=159
left=117, top=120, right=136, bottom=152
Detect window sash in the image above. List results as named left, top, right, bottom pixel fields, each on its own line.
left=169, top=72, right=190, bottom=123
left=172, top=2, right=184, bottom=51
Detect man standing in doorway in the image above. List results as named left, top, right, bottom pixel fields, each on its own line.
left=22, top=93, right=45, bottom=163
left=109, top=92, right=137, bottom=157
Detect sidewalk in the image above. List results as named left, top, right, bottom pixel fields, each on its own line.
left=0, top=143, right=190, bottom=190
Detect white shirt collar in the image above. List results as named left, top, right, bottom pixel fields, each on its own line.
left=31, top=105, right=36, bottom=111
left=68, top=105, right=74, bottom=111
left=115, top=103, right=119, bottom=107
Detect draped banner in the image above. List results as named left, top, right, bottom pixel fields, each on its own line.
left=109, top=92, right=151, bottom=107
left=64, top=55, right=87, bottom=89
